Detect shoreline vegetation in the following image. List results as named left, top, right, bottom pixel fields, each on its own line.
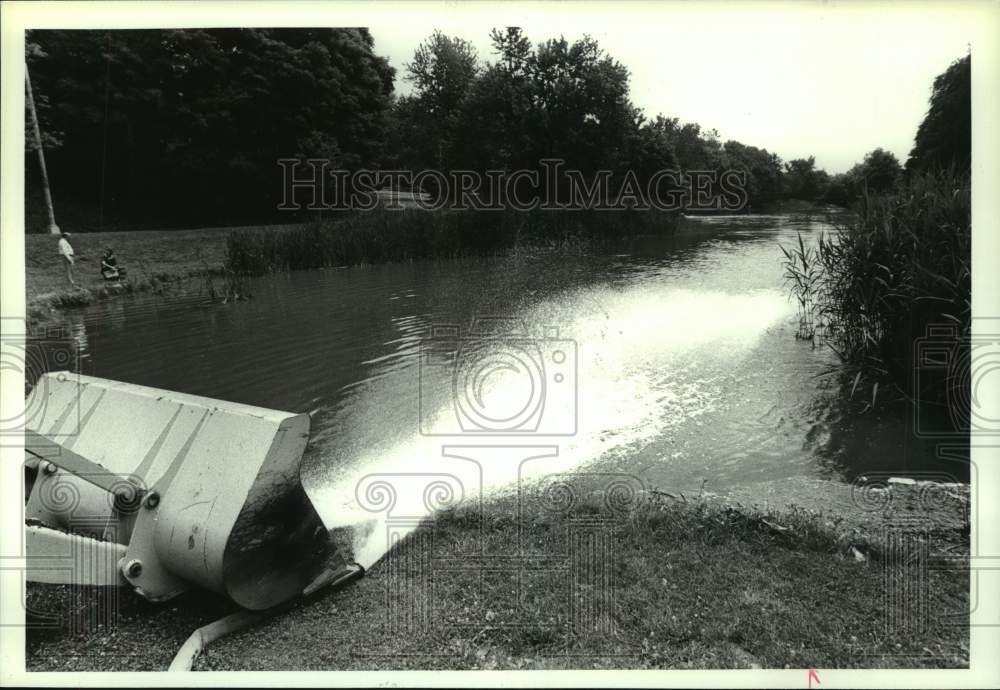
left=26, top=202, right=840, bottom=325
left=226, top=207, right=680, bottom=276
left=24, top=224, right=263, bottom=324
left=26, top=478, right=969, bottom=671
left=778, top=54, right=971, bottom=432
left=19, top=25, right=973, bottom=672
left=781, top=168, right=970, bottom=425
left=25, top=208, right=682, bottom=324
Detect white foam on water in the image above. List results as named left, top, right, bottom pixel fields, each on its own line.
left=311, top=287, right=793, bottom=568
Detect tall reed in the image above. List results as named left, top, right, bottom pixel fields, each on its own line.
left=780, top=233, right=821, bottom=342
left=225, top=207, right=679, bottom=276
left=782, top=169, right=970, bottom=410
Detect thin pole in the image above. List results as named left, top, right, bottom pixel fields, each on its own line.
left=25, top=63, right=59, bottom=234
left=99, top=34, right=111, bottom=228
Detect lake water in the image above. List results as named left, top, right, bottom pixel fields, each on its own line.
left=35, top=212, right=953, bottom=566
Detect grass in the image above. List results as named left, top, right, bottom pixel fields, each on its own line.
left=781, top=169, right=971, bottom=411
left=225, top=208, right=680, bottom=276
left=24, top=223, right=302, bottom=324
left=25, top=209, right=677, bottom=322
left=26, top=480, right=969, bottom=671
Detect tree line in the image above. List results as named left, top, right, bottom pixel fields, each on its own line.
left=25, top=29, right=970, bottom=230
left=780, top=53, right=970, bottom=429
left=25, top=29, right=395, bottom=229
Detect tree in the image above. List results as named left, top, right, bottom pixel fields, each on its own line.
left=857, top=148, right=902, bottom=194
left=660, top=119, right=721, bottom=171
left=783, top=157, right=821, bottom=200
left=822, top=172, right=853, bottom=207
left=400, top=31, right=480, bottom=171
left=25, top=28, right=395, bottom=229
left=721, top=140, right=783, bottom=208
left=451, top=29, right=536, bottom=173
left=907, top=54, right=970, bottom=173
left=405, top=31, right=479, bottom=117
left=449, top=29, right=646, bottom=203
left=528, top=35, right=639, bottom=172
left=625, top=115, right=679, bottom=188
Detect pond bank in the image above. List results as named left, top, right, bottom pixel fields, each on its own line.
left=24, top=224, right=303, bottom=325
left=25, top=208, right=680, bottom=325
left=26, top=478, right=969, bottom=671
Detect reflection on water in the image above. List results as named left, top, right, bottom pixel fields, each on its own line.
left=35, top=212, right=960, bottom=565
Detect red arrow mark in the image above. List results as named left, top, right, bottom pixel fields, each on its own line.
left=808, top=668, right=820, bottom=688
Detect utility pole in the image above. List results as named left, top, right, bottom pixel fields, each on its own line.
left=25, top=64, right=60, bottom=234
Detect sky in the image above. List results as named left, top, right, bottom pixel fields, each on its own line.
left=369, top=2, right=977, bottom=174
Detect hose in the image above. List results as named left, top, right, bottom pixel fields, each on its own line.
left=168, top=610, right=267, bottom=671
left=168, top=562, right=364, bottom=671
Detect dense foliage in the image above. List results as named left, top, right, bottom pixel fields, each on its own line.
left=907, top=55, right=971, bottom=173
left=26, top=27, right=855, bottom=232
left=783, top=53, right=971, bottom=428
left=393, top=28, right=788, bottom=209
left=803, top=171, right=970, bottom=385
left=25, top=29, right=395, bottom=229
left=822, top=55, right=970, bottom=208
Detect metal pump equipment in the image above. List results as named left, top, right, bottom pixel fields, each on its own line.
left=23, top=373, right=360, bottom=611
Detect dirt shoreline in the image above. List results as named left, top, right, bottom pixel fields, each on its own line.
left=25, top=478, right=970, bottom=671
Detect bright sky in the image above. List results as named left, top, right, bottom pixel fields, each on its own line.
left=370, top=2, right=977, bottom=174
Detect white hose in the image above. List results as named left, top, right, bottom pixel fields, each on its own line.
left=168, top=563, right=364, bottom=671
left=168, top=610, right=266, bottom=671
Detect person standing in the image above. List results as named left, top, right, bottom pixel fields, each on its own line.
left=57, top=232, right=76, bottom=287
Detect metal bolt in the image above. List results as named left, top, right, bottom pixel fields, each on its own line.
left=125, top=560, right=143, bottom=578
left=144, top=491, right=160, bottom=509
left=42, top=462, right=57, bottom=475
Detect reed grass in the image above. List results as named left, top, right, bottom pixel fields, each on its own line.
left=225, top=208, right=679, bottom=276
left=780, top=233, right=821, bottom=342
left=782, top=169, right=971, bottom=409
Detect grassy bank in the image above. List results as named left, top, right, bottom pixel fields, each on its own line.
left=25, top=209, right=678, bottom=322
left=26, top=479, right=968, bottom=671
left=24, top=224, right=302, bottom=324
left=225, top=208, right=680, bottom=276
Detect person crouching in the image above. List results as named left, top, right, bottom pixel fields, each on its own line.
left=100, top=247, right=127, bottom=281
